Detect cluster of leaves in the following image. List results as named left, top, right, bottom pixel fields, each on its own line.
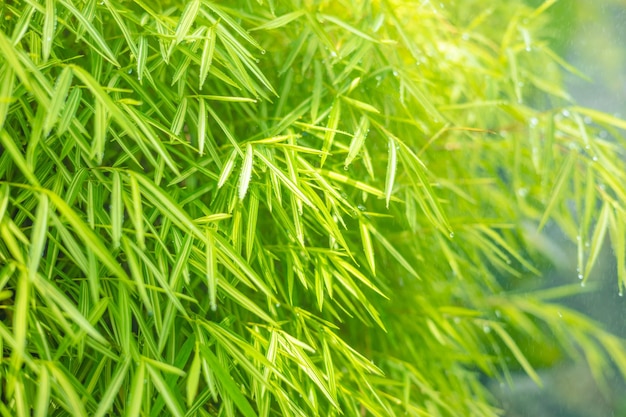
left=1, top=0, right=626, bottom=415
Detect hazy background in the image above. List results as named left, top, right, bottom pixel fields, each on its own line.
left=492, top=1, right=626, bottom=416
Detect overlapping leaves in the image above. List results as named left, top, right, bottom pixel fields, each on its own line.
left=0, top=0, right=625, bottom=416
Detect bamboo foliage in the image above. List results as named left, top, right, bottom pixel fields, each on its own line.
left=0, top=0, right=625, bottom=416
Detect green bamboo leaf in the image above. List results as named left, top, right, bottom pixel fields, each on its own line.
left=130, top=172, right=204, bottom=239
left=28, top=194, right=48, bottom=282
left=198, top=97, right=206, bottom=155
left=137, top=36, right=148, bottom=83
left=359, top=219, right=375, bottom=275
left=367, top=224, right=420, bottom=279
left=44, top=188, right=128, bottom=281
left=206, top=105, right=243, bottom=155
left=57, top=87, right=81, bottom=135
left=385, top=136, right=397, bottom=209
left=608, top=208, right=626, bottom=295
left=103, top=2, right=138, bottom=57
left=0, top=67, right=15, bottom=132
left=125, top=361, right=145, bottom=417
left=70, top=65, right=140, bottom=143
left=146, top=364, right=184, bottom=417
left=323, top=13, right=380, bottom=43
left=321, top=99, right=341, bottom=167
left=93, top=357, right=131, bottom=417
left=171, top=97, right=188, bottom=137
left=345, top=115, right=370, bottom=168
left=34, top=367, right=50, bottom=417
left=490, top=322, right=542, bottom=387
left=42, top=0, right=55, bottom=62
left=198, top=345, right=259, bottom=417
left=239, top=144, right=254, bottom=200
left=0, top=129, right=40, bottom=186
left=252, top=10, right=306, bottom=31
left=537, top=152, right=576, bottom=231
left=218, top=149, right=238, bottom=189
left=58, top=0, right=120, bottom=67
left=340, top=95, right=380, bottom=114
left=186, top=347, right=202, bottom=407
left=246, top=191, right=259, bottom=260
left=127, top=174, right=145, bottom=250
left=217, top=279, right=276, bottom=324
left=199, top=25, right=216, bottom=89
left=12, top=268, right=29, bottom=372
left=206, top=230, right=217, bottom=311
left=202, top=2, right=264, bottom=51
left=110, top=171, right=123, bottom=248
left=0, top=27, right=41, bottom=102
left=254, top=150, right=315, bottom=209
left=43, top=66, right=73, bottom=136
left=34, top=274, right=108, bottom=345
left=583, top=202, right=610, bottom=282
left=175, top=0, right=201, bottom=45
left=46, top=363, right=88, bottom=417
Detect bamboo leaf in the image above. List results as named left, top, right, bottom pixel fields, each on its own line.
left=43, top=66, right=73, bottom=136
left=42, top=0, right=55, bottom=62
left=239, top=143, right=254, bottom=200
left=28, top=194, right=48, bottom=282
left=198, top=345, right=259, bottom=417
left=175, top=0, right=201, bottom=45
left=490, top=322, right=542, bottom=387
left=146, top=365, right=184, bottom=417
left=58, top=0, right=120, bottom=67
left=199, top=25, right=216, bottom=89
left=321, top=99, right=341, bottom=167
left=93, top=357, right=131, bottom=417
left=385, top=136, right=397, bottom=208
left=583, top=202, right=610, bottom=282
left=345, top=115, right=370, bottom=168
left=538, top=152, right=576, bottom=231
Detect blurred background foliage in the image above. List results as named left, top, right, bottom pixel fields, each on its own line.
left=491, top=1, right=626, bottom=416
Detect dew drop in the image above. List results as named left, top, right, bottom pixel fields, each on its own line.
left=561, top=109, right=571, bottom=117
left=343, top=165, right=349, bottom=171
left=260, top=49, right=266, bottom=55
left=592, top=156, right=598, bottom=161
left=558, top=311, right=563, bottom=318
left=578, top=273, right=583, bottom=280
left=449, top=232, right=454, bottom=238
left=357, top=204, right=366, bottom=211
left=529, top=117, right=539, bottom=126
left=517, top=187, right=528, bottom=197
left=275, top=302, right=281, bottom=308
left=581, top=282, right=586, bottom=287
left=483, top=325, right=491, bottom=333
left=619, top=291, right=623, bottom=297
